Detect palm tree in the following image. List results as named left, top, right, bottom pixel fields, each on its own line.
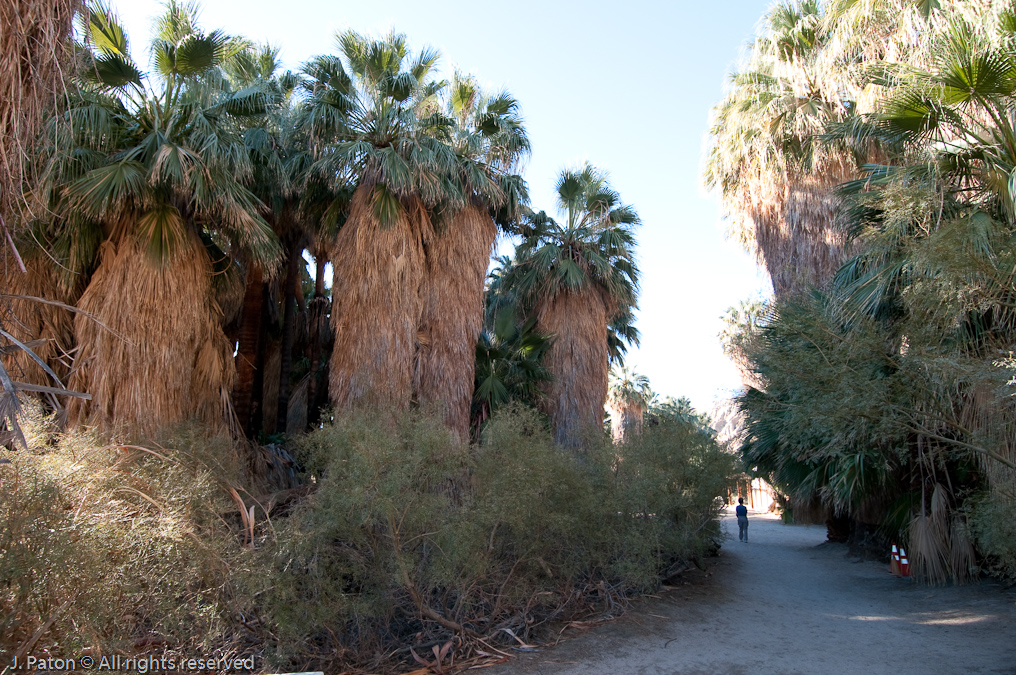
left=506, top=165, right=640, bottom=447
left=832, top=7, right=1016, bottom=580
left=230, top=47, right=325, bottom=438
left=704, top=0, right=858, bottom=298
left=414, top=71, right=530, bottom=440
left=648, top=395, right=711, bottom=429
left=471, top=302, right=552, bottom=439
left=607, top=366, right=652, bottom=443
left=719, top=298, right=769, bottom=390
left=306, top=30, right=455, bottom=415
left=40, top=2, right=281, bottom=435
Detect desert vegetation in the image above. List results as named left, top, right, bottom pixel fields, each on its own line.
left=709, top=0, right=1016, bottom=583
left=1, top=1, right=736, bottom=672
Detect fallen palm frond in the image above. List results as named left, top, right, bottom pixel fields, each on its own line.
left=1, top=248, right=77, bottom=387
left=0, top=347, right=89, bottom=449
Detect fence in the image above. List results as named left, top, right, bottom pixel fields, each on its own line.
left=730, top=477, right=776, bottom=512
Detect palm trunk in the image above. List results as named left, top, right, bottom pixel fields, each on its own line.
left=1, top=247, right=77, bottom=388
left=0, top=0, right=78, bottom=224
left=415, top=203, right=496, bottom=441
left=328, top=185, right=431, bottom=412
left=749, top=157, right=855, bottom=299
left=307, top=243, right=329, bottom=426
left=68, top=230, right=234, bottom=435
left=233, top=264, right=264, bottom=435
left=537, top=287, right=610, bottom=448
left=276, top=238, right=302, bottom=433
left=609, top=400, right=643, bottom=444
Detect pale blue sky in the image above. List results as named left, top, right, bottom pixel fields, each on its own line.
left=114, top=0, right=774, bottom=412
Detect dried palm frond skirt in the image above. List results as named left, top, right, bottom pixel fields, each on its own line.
left=329, top=185, right=431, bottom=412
left=68, top=232, right=235, bottom=436
left=537, top=286, right=611, bottom=447
left=415, top=203, right=496, bottom=442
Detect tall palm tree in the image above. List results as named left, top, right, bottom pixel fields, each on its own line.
left=607, top=366, right=652, bottom=443
left=833, top=6, right=1016, bottom=580
left=719, top=298, right=769, bottom=390
left=704, top=0, right=858, bottom=298
left=414, top=71, right=529, bottom=440
left=40, top=2, right=281, bottom=435
left=506, top=166, right=640, bottom=447
left=306, top=30, right=455, bottom=414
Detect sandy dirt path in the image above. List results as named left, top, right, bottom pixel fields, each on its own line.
left=489, top=508, right=1016, bottom=675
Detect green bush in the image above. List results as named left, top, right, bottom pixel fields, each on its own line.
left=251, top=405, right=734, bottom=671
left=970, top=493, right=1016, bottom=583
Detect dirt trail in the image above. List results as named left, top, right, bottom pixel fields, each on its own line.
left=490, top=508, right=1016, bottom=675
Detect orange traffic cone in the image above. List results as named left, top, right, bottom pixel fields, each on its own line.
left=899, top=547, right=910, bottom=577
left=890, top=544, right=901, bottom=576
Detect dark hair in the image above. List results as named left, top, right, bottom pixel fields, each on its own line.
left=738, top=497, right=744, bottom=505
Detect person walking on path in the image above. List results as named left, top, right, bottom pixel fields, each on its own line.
left=736, top=497, right=749, bottom=542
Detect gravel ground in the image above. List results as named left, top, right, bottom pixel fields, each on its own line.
left=488, top=507, right=1016, bottom=675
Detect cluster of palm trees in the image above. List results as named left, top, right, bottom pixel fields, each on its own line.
left=708, top=0, right=1016, bottom=582
left=1, top=1, right=642, bottom=449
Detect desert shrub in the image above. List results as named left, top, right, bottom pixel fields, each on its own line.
left=612, top=421, right=735, bottom=584
left=0, top=453, right=84, bottom=656
left=1, top=404, right=734, bottom=673
left=249, top=410, right=474, bottom=668
left=0, top=410, right=258, bottom=664
left=252, top=404, right=734, bottom=672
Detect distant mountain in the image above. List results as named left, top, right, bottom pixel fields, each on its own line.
left=708, top=397, right=745, bottom=449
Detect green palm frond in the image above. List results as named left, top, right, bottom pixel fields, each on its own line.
left=137, top=202, right=186, bottom=264
left=65, top=161, right=151, bottom=218
left=47, top=2, right=285, bottom=271
left=501, top=167, right=640, bottom=357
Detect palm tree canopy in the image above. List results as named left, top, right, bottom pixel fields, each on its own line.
left=303, top=30, right=459, bottom=225
left=703, top=0, right=862, bottom=297
left=442, top=70, right=530, bottom=229
left=39, top=1, right=282, bottom=269
left=507, top=165, right=640, bottom=322
left=303, top=36, right=530, bottom=229
left=608, top=366, right=653, bottom=409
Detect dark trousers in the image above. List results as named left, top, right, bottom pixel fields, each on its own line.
left=738, top=516, right=748, bottom=541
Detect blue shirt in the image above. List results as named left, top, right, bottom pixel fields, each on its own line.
left=736, top=504, right=747, bottom=518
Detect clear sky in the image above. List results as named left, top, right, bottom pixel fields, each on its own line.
left=113, top=0, right=774, bottom=412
